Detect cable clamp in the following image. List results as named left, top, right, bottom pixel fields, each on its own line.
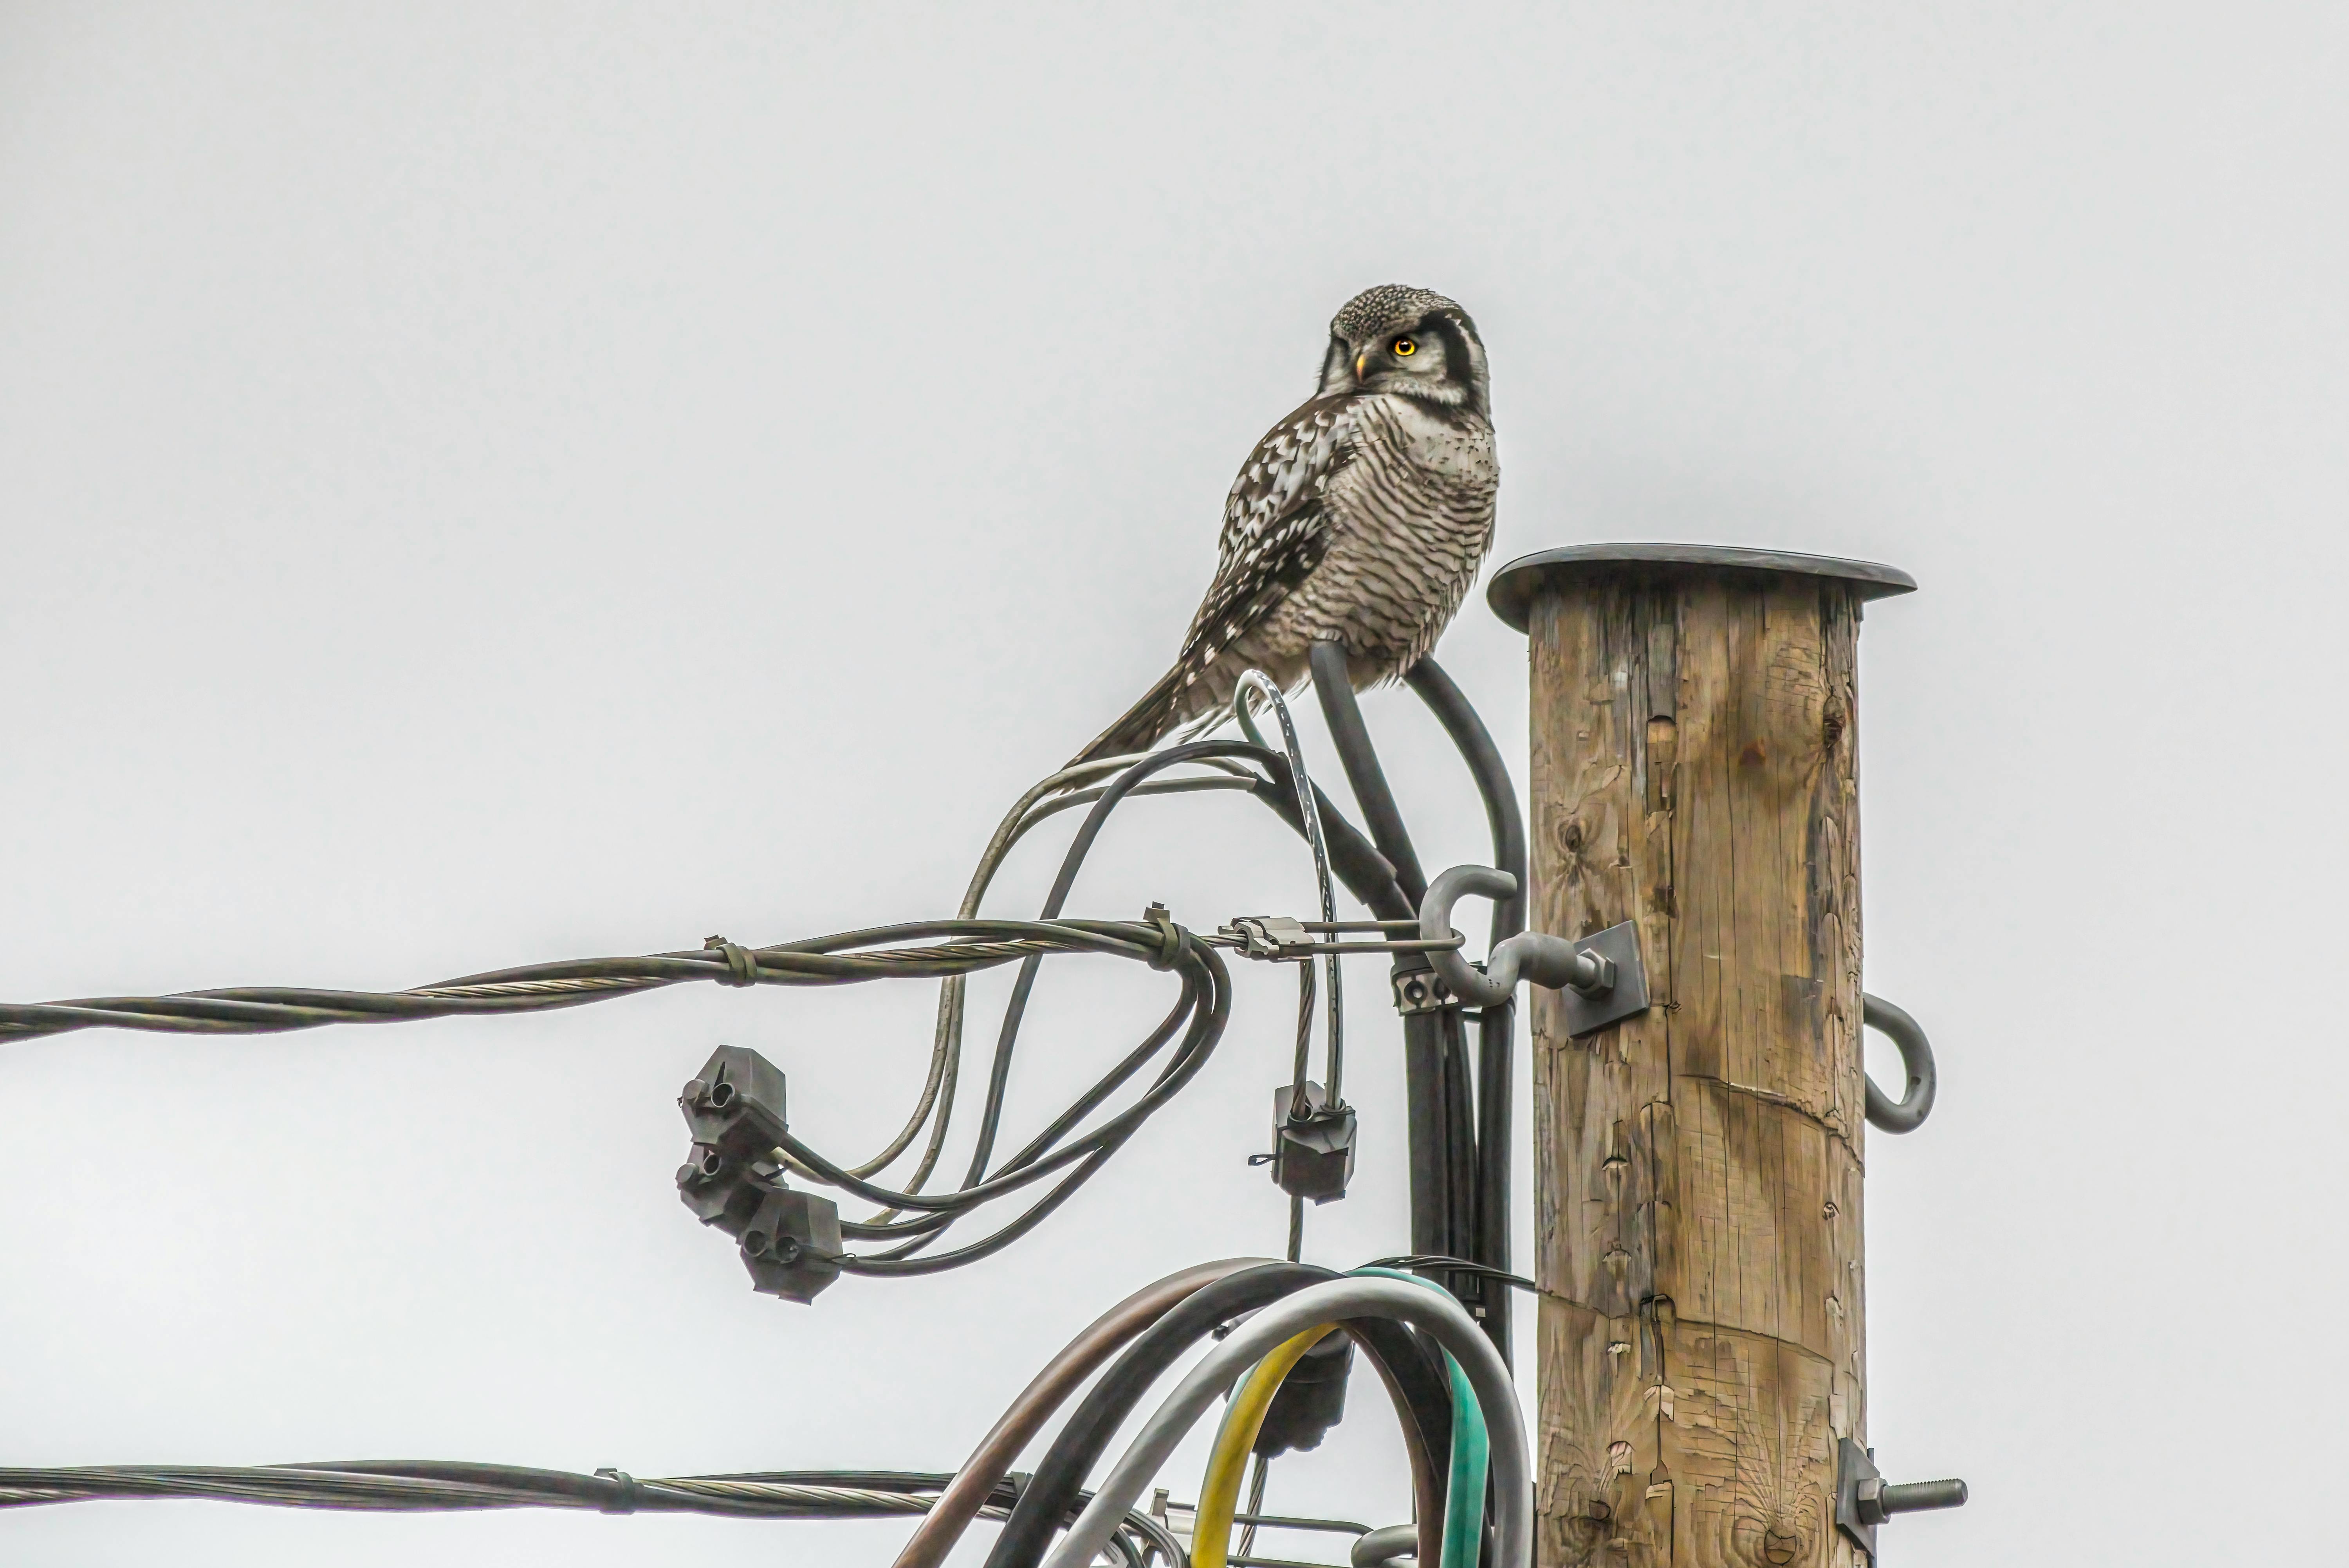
left=1142, top=902, right=1183, bottom=970
left=594, top=1467, right=641, bottom=1514
left=703, top=935, right=760, bottom=987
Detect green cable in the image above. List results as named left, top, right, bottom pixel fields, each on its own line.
left=1350, top=1267, right=1489, bottom=1568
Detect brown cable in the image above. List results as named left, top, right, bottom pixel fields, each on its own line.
left=892, top=1257, right=1270, bottom=1568
left=1354, top=1324, right=1444, bottom=1568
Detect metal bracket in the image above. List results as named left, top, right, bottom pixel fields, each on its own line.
left=1559, top=920, right=1648, bottom=1039
left=1416, top=867, right=1652, bottom=1036
left=1391, top=967, right=1458, bottom=1015
left=1835, top=1436, right=1969, bottom=1560
left=1220, top=916, right=1464, bottom=963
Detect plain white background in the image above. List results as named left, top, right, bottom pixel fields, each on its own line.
left=4, top=5, right=2343, bottom=1564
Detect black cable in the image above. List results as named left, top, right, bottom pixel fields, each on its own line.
left=983, top=1262, right=1452, bottom=1568
left=839, top=973, right=1204, bottom=1240
left=1309, top=642, right=1429, bottom=911
left=797, top=737, right=1403, bottom=1272
left=931, top=741, right=1404, bottom=1261
left=810, top=725, right=1410, bottom=1271
left=783, top=954, right=1215, bottom=1214
left=1405, top=658, right=1527, bottom=1369
left=1305, top=646, right=1487, bottom=1332
left=1360, top=1254, right=1537, bottom=1293
left=843, top=951, right=1233, bottom=1276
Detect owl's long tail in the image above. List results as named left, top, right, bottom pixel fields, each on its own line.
left=1068, top=663, right=1191, bottom=767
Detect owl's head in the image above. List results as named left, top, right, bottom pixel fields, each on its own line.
left=1318, top=285, right=1490, bottom=414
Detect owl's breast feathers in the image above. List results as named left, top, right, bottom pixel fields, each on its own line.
left=1187, top=390, right=1493, bottom=680
left=1067, top=388, right=1494, bottom=767
left=1178, top=395, right=1361, bottom=661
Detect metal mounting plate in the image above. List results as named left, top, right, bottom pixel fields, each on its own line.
left=1836, top=1437, right=1881, bottom=1560
left=1561, top=921, right=1649, bottom=1038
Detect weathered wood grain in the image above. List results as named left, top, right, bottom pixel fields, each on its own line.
left=1529, top=568, right=1871, bottom=1568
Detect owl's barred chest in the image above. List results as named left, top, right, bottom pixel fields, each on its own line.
left=1327, top=399, right=1496, bottom=552
left=1257, top=397, right=1496, bottom=671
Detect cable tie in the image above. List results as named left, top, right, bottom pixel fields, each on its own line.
left=1142, top=903, right=1182, bottom=971
left=703, top=935, right=760, bottom=987
left=594, top=1467, right=641, bottom=1514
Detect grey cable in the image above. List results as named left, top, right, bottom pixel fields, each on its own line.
left=1351, top=1523, right=1418, bottom=1568
left=1238, top=1455, right=1270, bottom=1559
left=1234, top=672, right=1344, bottom=1106
left=853, top=751, right=1266, bottom=1208
left=1041, top=1276, right=1530, bottom=1568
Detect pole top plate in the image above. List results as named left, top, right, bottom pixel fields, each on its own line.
left=1485, top=543, right=1917, bottom=633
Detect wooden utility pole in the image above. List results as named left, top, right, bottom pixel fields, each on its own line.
left=1486, top=545, right=1915, bottom=1568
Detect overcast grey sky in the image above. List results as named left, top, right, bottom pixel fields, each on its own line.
left=4, top=4, right=2344, bottom=1565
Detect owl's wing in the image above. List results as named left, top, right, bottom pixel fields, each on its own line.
left=1066, top=396, right=1357, bottom=766
left=1175, top=395, right=1359, bottom=671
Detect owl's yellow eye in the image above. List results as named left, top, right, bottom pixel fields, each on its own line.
left=1392, top=337, right=1417, bottom=357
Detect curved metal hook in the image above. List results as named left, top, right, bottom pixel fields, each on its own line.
left=1418, top=866, right=1617, bottom=1007
left=1861, top=993, right=1937, bottom=1134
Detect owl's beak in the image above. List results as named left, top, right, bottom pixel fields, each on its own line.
left=1354, top=351, right=1368, bottom=380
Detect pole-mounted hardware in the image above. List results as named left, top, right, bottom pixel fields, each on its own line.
left=675, top=1044, right=842, bottom=1304
left=1259, top=1080, right=1357, bottom=1203
left=1861, top=993, right=1938, bottom=1133
left=1218, top=916, right=1464, bottom=961
left=1835, top=1437, right=1968, bottom=1559
left=1417, top=865, right=1651, bottom=1038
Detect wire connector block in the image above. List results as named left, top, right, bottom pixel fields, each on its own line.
left=739, top=1187, right=844, bottom=1304
left=676, top=1045, right=795, bottom=1241
left=674, top=1044, right=840, bottom=1302
left=1267, top=1081, right=1356, bottom=1204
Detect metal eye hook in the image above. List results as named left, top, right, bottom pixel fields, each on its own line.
left=1861, top=993, right=1938, bottom=1133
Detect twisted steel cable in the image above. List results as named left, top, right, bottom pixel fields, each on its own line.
left=0, top=918, right=1177, bottom=1042
left=0, top=1463, right=1182, bottom=1563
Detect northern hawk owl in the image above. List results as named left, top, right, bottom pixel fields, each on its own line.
left=1074, top=284, right=1497, bottom=765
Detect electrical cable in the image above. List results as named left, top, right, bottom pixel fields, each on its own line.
left=852, top=749, right=1263, bottom=1207
left=892, top=1258, right=1274, bottom=1568
left=1191, top=1325, right=1340, bottom=1568
left=781, top=952, right=1217, bottom=1214
left=0, top=1460, right=1181, bottom=1561
left=1308, top=643, right=1428, bottom=912
left=895, top=738, right=1402, bottom=1265
left=1357, top=1334, right=1447, bottom=1568
left=1405, top=657, right=1528, bottom=1370
left=985, top=1262, right=1453, bottom=1568
left=962, top=744, right=1285, bottom=1187
left=0, top=918, right=1180, bottom=1042
left=1353, top=1269, right=1486, bottom=1568
left=0, top=911, right=1238, bottom=1281
left=1237, top=1457, right=1270, bottom=1561
left=822, top=723, right=1405, bottom=1268
left=1041, top=1275, right=1530, bottom=1568
left=1362, top=1255, right=1535, bottom=1293
left=1305, top=646, right=1482, bottom=1332
left=1234, top=672, right=1344, bottom=1106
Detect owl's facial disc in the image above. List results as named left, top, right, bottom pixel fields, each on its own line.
left=1352, top=316, right=1460, bottom=403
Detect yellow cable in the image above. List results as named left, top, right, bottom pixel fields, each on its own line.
left=1189, top=1323, right=1339, bottom=1568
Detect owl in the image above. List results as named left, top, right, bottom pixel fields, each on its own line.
left=1073, top=284, right=1497, bottom=765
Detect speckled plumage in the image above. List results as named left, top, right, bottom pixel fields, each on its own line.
left=1074, top=285, right=1498, bottom=764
